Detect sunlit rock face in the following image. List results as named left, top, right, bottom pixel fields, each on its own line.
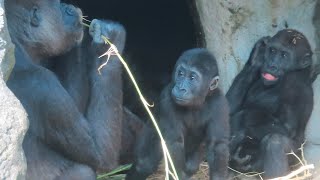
left=305, top=0, right=320, bottom=176
left=196, top=0, right=320, bottom=176
left=0, top=0, right=28, bottom=179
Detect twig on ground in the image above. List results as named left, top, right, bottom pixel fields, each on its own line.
left=269, top=164, right=314, bottom=180
left=228, top=166, right=264, bottom=180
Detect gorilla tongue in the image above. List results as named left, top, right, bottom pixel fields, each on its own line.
left=262, top=73, right=277, bottom=81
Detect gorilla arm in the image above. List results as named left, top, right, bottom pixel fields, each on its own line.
left=277, top=80, right=313, bottom=140
left=84, top=19, right=127, bottom=171
left=42, top=73, right=101, bottom=170
left=206, top=94, right=230, bottom=180
left=45, top=19, right=127, bottom=171
left=44, top=64, right=124, bottom=171
left=85, top=60, right=123, bottom=171
left=227, top=37, right=269, bottom=115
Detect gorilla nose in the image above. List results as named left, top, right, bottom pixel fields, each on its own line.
left=66, top=7, right=76, bottom=16
left=268, top=65, right=278, bottom=72
left=179, top=88, right=187, bottom=94
left=65, top=5, right=77, bottom=16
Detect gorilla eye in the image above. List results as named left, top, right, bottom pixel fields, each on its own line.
left=190, top=73, right=197, bottom=81
left=269, top=47, right=276, bottom=54
left=281, top=51, right=288, bottom=58
left=177, top=70, right=184, bottom=77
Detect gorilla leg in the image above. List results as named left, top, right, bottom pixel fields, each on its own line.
left=167, top=139, right=188, bottom=180
left=24, top=139, right=96, bottom=180
left=120, top=108, right=144, bottom=164
left=126, top=125, right=162, bottom=180
left=261, top=134, right=293, bottom=178
left=185, top=145, right=204, bottom=177
left=207, top=142, right=229, bottom=180
left=57, top=164, right=96, bottom=180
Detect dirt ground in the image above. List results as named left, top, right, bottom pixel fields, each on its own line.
left=146, top=161, right=315, bottom=180
left=146, top=161, right=263, bottom=180
left=147, top=161, right=208, bottom=180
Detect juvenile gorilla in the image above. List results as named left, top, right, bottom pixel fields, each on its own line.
left=227, top=29, right=314, bottom=178
left=126, top=48, right=230, bottom=180
left=5, top=0, right=141, bottom=179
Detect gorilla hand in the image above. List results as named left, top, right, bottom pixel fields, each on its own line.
left=248, top=36, right=271, bottom=68
left=89, top=19, right=126, bottom=53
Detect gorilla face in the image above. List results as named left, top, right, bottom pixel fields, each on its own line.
left=5, top=0, right=84, bottom=59
left=171, top=49, right=219, bottom=107
left=261, top=44, right=292, bottom=85
left=261, top=29, right=313, bottom=86
left=171, top=64, right=206, bottom=106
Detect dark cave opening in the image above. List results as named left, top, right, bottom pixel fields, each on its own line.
left=68, top=0, right=201, bottom=115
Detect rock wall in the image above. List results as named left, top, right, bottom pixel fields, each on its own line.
left=0, top=0, right=28, bottom=179
left=195, top=0, right=320, bottom=177
left=305, top=0, right=320, bottom=177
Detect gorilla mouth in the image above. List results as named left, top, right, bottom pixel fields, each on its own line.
left=262, top=73, right=278, bottom=81
left=173, top=97, right=191, bottom=105
left=174, top=97, right=188, bottom=102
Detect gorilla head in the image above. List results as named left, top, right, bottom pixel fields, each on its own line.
left=171, top=48, right=220, bottom=106
left=261, top=29, right=313, bottom=85
left=5, top=0, right=84, bottom=59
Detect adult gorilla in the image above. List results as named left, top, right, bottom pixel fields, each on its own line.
left=227, top=29, right=314, bottom=178
left=5, top=0, right=142, bottom=179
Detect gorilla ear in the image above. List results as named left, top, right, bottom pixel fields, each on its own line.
left=300, top=53, right=312, bottom=68
left=261, top=36, right=271, bottom=45
left=209, top=76, right=219, bottom=91
left=31, top=6, right=41, bottom=27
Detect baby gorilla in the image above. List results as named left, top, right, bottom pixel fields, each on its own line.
left=126, top=48, right=230, bottom=180
left=227, top=29, right=314, bottom=178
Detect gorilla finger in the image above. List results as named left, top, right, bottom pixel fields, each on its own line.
left=101, top=24, right=120, bottom=40
left=242, top=164, right=252, bottom=171
left=235, top=154, right=251, bottom=164
left=235, top=146, right=242, bottom=155
left=89, top=19, right=104, bottom=44
left=233, top=146, right=251, bottom=164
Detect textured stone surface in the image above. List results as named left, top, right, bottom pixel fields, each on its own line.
left=305, top=0, right=320, bottom=176
left=0, top=0, right=28, bottom=179
left=196, top=0, right=320, bottom=177
left=0, top=3, right=14, bottom=82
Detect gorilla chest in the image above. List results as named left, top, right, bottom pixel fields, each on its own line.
left=244, top=81, right=280, bottom=113
left=180, top=111, right=208, bottom=137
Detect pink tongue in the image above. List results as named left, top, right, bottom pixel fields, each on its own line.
left=263, top=73, right=276, bottom=81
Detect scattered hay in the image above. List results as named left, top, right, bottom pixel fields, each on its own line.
left=146, top=158, right=314, bottom=180
left=147, top=161, right=210, bottom=180
left=229, top=142, right=315, bottom=180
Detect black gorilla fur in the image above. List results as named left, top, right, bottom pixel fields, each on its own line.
left=227, top=29, right=314, bottom=178
left=126, top=48, right=230, bottom=180
left=5, top=0, right=142, bottom=179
